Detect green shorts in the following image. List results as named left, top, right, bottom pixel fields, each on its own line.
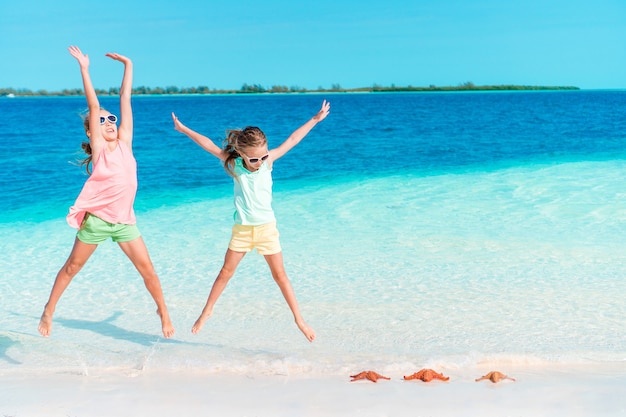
left=228, top=221, right=281, bottom=255
left=77, top=213, right=141, bottom=244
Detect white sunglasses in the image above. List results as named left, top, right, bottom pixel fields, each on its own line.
left=242, top=153, right=269, bottom=164
left=99, top=114, right=118, bottom=124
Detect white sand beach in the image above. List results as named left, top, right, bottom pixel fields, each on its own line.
left=2, top=364, right=625, bottom=417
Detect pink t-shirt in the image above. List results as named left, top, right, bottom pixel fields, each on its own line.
left=67, top=141, right=138, bottom=229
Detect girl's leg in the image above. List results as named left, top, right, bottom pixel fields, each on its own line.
left=117, top=237, right=175, bottom=338
left=264, top=252, right=316, bottom=342
left=192, top=249, right=246, bottom=334
left=38, top=237, right=98, bottom=337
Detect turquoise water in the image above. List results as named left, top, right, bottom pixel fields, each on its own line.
left=1, top=91, right=625, bottom=376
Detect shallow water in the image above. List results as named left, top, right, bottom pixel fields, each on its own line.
left=1, top=91, right=625, bottom=376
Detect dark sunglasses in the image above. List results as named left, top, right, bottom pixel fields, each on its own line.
left=243, top=153, right=269, bottom=164
left=99, top=114, right=118, bottom=124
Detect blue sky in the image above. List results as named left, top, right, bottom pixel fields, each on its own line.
left=1, top=0, right=625, bottom=91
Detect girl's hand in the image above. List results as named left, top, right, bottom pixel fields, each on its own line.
left=68, top=45, right=89, bottom=68
left=171, top=112, right=186, bottom=132
left=105, top=52, right=132, bottom=65
left=313, top=99, right=331, bottom=122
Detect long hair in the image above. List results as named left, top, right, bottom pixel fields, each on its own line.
left=78, top=107, right=108, bottom=174
left=80, top=141, right=93, bottom=174
left=222, top=126, right=267, bottom=177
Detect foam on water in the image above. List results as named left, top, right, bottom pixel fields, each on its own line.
left=2, top=159, right=625, bottom=376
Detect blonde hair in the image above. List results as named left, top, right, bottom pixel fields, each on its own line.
left=222, top=126, right=267, bottom=177
left=77, top=107, right=110, bottom=174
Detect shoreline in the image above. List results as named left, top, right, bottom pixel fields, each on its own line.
left=2, top=363, right=625, bottom=416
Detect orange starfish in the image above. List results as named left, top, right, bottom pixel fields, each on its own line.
left=403, top=368, right=450, bottom=382
left=350, top=370, right=391, bottom=383
left=475, top=371, right=516, bottom=383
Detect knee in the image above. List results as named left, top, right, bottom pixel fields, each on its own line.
left=272, top=272, right=289, bottom=285
left=217, top=266, right=236, bottom=282
left=63, top=259, right=86, bottom=277
left=137, top=263, right=158, bottom=281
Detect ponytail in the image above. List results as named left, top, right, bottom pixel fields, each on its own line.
left=221, top=126, right=267, bottom=177
left=223, top=131, right=241, bottom=177
left=80, top=141, right=93, bottom=174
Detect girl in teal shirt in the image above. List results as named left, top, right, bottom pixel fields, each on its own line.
left=172, top=100, right=330, bottom=342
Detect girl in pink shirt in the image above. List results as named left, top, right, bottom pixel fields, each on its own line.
left=38, top=46, right=175, bottom=339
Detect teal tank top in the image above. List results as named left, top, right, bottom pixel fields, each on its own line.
left=232, top=158, right=276, bottom=225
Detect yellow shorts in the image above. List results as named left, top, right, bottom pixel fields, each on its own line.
left=228, top=221, right=281, bottom=255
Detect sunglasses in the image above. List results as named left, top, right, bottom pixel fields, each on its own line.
left=243, top=153, right=269, bottom=164
left=99, top=114, right=118, bottom=124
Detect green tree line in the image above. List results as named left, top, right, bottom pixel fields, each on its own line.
left=0, top=82, right=579, bottom=97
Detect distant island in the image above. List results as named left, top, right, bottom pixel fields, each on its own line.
left=0, top=82, right=579, bottom=97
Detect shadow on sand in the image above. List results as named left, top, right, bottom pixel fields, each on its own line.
left=55, top=311, right=198, bottom=347
left=0, top=334, right=22, bottom=364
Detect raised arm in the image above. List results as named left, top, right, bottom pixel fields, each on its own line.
left=270, top=100, right=330, bottom=161
left=106, top=52, right=133, bottom=146
left=171, top=112, right=226, bottom=160
left=69, top=46, right=105, bottom=157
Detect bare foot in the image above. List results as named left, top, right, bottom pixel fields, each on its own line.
left=157, top=309, right=175, bottom=338
left=191, top=311, right=212, bottom=334
left=296, top=320, right=315, bottom=342
left=38, top=309, right=53, bottom=337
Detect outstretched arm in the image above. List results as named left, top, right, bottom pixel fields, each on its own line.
left=68, top=46, right=104, bottom=156
left=270, top=100, right=330, bottom=161
left=106, top=52, right=133, bottom=146
left=171, top=112, right=225, bottom=160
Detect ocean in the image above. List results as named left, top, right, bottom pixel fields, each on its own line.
left=1, top=91, right=625, bottom=377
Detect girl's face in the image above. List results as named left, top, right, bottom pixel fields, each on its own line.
left=240, top=145, right=269, bottom=172
left=99, top=109, right=118, bottom=141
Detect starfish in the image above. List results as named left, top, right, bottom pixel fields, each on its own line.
left=403, top=368, right=450, bottom=382
left=475, top=371, right=516, bottom=383
left=350, top=370, right=391, bottom=383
